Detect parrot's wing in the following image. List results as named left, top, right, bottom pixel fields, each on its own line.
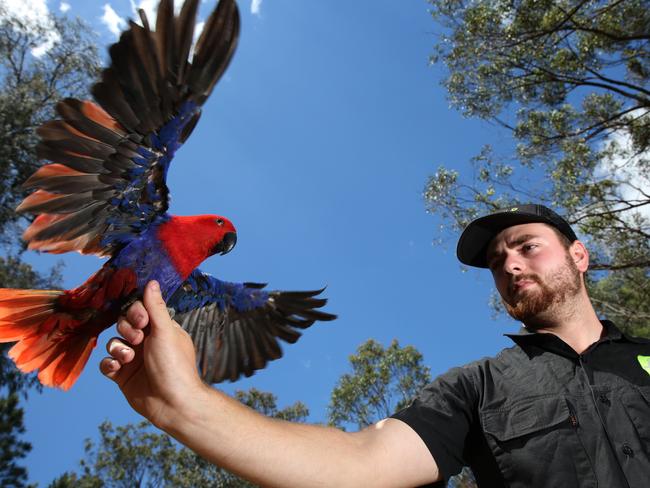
left=18, top=0, right=239, bottom=257
left=168, top=269, right=337, bottom=383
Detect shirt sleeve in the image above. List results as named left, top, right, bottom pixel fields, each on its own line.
left=391, top=363, right=480, bottom=482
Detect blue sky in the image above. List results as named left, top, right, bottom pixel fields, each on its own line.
left=3, top=0, right=523, bottom=484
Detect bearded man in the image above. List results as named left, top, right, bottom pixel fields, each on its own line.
left=102, top=204, right=650, bottom=487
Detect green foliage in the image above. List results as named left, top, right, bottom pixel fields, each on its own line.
left=425, top=0, right=650, bottom=334
left=47, top=472, right=100, bottom=488
left=588, top=267, right=650, bottom=336
left=0, top=394, right=32, bottom=488
left=0, top=8, right=100, bottom=239
left=328, top=339, right=431, bottom=430
left=54, top=389, right=309, bottom=487
left=0, top=255, right=62, bottom=290
left=234, top=388, right=309, bottom=422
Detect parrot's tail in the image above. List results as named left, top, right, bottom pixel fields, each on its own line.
left=0, top=288, right=100, bottom=390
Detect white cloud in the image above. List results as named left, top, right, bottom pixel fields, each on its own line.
left=0, top=0, right=49, bottom=26
left=595, top=110, right=650, bottom=224
left=101, top=3, right=126, bottom=37
left=251, top=0, right=262, bottom=16
left=31, top=33, right=59, bottom=57
left=59, top=2, right=70, bottom=13
left=0, top=0, right=60, bottom=57
left=129, top=0, right=158, bottom=25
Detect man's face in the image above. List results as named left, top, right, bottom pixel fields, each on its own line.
left=486, top=223, right=582, bottom=324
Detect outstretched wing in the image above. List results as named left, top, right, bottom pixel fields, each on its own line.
left=18, top=0, right=239, bottom=256
left=168, top=270, right=337, bottom=383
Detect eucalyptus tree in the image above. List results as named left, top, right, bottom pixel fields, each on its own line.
left=424, top=0, right=649, bottom=333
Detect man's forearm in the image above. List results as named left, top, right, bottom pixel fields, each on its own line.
left=158, top=384, right=438, bottom=488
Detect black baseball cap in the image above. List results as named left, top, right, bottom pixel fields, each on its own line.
left=456, top=204, right=578, bottom=268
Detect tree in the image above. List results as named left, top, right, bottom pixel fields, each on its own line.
left=234, top=388, right=309, bottom=422
left=424, top=0, right=649, bottom=334
left=0, top=394, right=31, bottom=488
left=0, top=7, right=101, bottom=239
left=327, top=339, right=431, bottom=430
left=0, top=7, right=101, bottom=486
left=51, top=389, right=309, bottom=488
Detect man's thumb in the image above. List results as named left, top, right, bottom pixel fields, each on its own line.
left=142, top=280, right=173, bottom=331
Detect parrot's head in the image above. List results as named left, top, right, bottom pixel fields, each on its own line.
left=208, top=216, right=238, bottom=257
left=158, top=215, right=237, bottom=279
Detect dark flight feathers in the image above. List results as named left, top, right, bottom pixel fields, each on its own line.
left=169, top=270, right=337, bottom=383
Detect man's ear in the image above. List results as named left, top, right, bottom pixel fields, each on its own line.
left=570, top=240, right=589, bottom=273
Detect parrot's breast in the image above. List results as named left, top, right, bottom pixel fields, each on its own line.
left=110, top=227, right=184, bottom=300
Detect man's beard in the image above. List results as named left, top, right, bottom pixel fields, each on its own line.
left=502, top=254, right=582, bottom=325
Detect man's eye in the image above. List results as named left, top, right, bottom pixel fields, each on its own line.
left=522, top=244, right=537, bottom=252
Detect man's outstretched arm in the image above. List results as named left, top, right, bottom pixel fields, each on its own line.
left=101, top=280, right=440, bottom=488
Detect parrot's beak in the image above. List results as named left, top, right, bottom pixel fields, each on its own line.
left=213, top=232, right=237, bottom=256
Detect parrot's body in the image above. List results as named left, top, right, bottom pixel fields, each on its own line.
left=0, top=0, right=335, bottom=390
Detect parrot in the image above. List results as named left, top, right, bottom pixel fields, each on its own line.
left=0, top=0, right=336, bottom=390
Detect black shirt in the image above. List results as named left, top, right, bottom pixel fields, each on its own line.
left=392, top=321, right=650, bottom=487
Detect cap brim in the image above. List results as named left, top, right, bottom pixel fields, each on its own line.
left=456, top=211, right=553, bottom=268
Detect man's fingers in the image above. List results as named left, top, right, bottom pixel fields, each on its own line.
left=99, top=357, right=122, bottom=381
left=102, top=337, right=144, bottom=387
left=125, top=300, right=148, bottom=329
left=142, top=281, right=174, bottom=331
left=117, top=316, right=145, bottom=345
left=106, top=337, right=135, bottom=364
left=117, top=300, right=149, bottom=345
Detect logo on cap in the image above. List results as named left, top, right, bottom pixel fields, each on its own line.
left=510, top=207, right=518, bottom=212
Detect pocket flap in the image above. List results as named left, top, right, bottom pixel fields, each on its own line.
left=482, top=396, right=570, bottom=442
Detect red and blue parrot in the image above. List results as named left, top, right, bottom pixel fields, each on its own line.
left=0, top=0, right=335, bottom=390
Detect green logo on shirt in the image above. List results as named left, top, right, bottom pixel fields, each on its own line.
left=637, top=355, right=650, bottom=375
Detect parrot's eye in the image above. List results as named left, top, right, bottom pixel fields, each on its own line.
left=216, top=218, right=224, bottom=226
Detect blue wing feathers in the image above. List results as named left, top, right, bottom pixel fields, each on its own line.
left=171, top=270, right=270, bottom=314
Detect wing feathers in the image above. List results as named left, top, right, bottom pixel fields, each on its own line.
left=169, top=270, right=336, bottom=384
left=36, top=145, right=108, bottom=175
left=18, top=190, right=96, bottom=215
left=56, top=99, right=127, bottom=145
left=189, top=0, right=239, bottom=103
left=91, top=79, right=141, bottom=132
left=175, top=0, right=200, bottom=84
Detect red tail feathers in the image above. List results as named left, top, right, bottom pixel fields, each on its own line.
left=0, top=267, right=137, bottom=390
left=0, top=289, right=99, bottom=390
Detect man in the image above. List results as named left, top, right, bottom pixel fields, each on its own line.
left=102, top=204, right=650, bottom=487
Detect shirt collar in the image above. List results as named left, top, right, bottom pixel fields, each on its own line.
left=506, top=319, right=619, bottom=340
left=504, top=320, right=642, bottom=359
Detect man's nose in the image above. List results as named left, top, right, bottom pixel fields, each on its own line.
left=503, top=253, right=523, bottom=275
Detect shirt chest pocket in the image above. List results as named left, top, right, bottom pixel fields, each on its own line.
left=481, top=396, right=596, bottom=488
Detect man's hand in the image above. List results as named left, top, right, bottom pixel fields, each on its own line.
left=100, top=280, right=207, bottom=429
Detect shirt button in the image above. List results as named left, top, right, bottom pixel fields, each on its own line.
left=622, top=444, right=634, bottom=457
